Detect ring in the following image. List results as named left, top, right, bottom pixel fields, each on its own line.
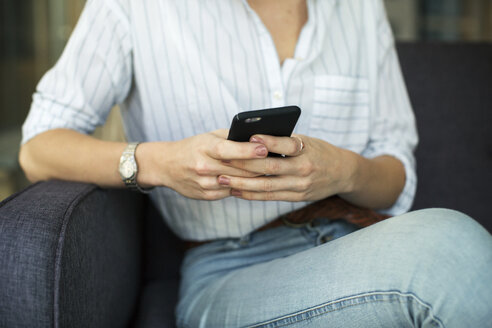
left=293, top=136, right=305, bottom=154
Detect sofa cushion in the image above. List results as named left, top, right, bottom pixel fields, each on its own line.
left=0, top=181, right=96, bottom=327
left=134, top=280, right=179, bottom=328
left=57, top=187, right=144, bottom=328
left=0, top=181, right=145, bottom=328
left=142, top=199, right=184, bottom=282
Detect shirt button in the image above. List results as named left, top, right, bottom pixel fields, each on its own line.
left=273, top=91, right=283, bottom=100
left=295, top=56, right=304, bottom=61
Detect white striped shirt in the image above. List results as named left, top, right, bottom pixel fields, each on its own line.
left=22, top=0, right=418, bottom=241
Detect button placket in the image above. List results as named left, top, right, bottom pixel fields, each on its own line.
left=273, top=90, right=283, bottom=100
left=243, top=3, right=285, bottom=108
left=261, top=34, right=285, bottom=108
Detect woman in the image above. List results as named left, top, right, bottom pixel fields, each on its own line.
left=20, top=0, right=492, bottom=326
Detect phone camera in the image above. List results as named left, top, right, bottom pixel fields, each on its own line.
left=245, top=117, right=262, bottom=123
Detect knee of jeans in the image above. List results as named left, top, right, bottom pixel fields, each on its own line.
left=390, top=209, right=492, bottom=318
left=402, top=208, right=482, bottom=234
left=391, top=208, right=492, bottom=261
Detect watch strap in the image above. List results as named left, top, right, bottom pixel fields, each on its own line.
left=120, top=142, right=154, bottom=194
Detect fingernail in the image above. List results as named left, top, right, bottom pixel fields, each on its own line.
left=250, top=136, right=264, bottom=144
left=218, top=176, right=230, bottom=186
left=231, top=189, right=242, bottom=197
left=255, top=145, right=267, bottom=156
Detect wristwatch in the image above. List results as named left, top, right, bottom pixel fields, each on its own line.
left=119, top=142, right=153, bottom=193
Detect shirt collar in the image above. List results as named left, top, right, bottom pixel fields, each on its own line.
left=241, top=0, right=338, bottom=11
left=241, top=0, right=339, bottom=3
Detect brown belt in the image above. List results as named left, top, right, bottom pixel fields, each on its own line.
left=183, top=196, right=391, bottom=251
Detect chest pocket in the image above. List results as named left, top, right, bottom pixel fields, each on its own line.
left=310, top=75, right=371, bottom=153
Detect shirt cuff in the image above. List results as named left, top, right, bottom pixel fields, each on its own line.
left=21, top=94, right=103, bottom=145
left=363, top=146, right=417, bottom=216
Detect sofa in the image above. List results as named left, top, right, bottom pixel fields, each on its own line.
left=1, top=43, right=491, bottom=327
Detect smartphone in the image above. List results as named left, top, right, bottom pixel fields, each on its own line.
left=227, top=106, right=301, bottom=156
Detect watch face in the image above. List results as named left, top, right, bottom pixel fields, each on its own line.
left=120, top=160, right=135, bottom=179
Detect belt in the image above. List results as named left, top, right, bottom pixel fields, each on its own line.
left=182, top=196, right=390, bottom=251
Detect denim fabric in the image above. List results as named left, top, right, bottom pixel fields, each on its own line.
left=176, top=209, right=492, bottom=327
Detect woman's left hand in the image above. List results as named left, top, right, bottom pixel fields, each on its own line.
left=218, top=134, right=359, bottom=202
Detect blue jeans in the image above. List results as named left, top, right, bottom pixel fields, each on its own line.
left=176, top=209, right=492, bottom=327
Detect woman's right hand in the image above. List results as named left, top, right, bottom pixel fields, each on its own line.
left=136, top=129, right=269, bottom=200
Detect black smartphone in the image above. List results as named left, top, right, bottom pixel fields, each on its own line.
left=227, top=106, right=301, bottom=156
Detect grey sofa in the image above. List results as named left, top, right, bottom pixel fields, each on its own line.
left=1, top=43, right=491, bottom=328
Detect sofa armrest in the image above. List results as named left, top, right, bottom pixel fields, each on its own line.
left=0, top=180, right=145, bottom=328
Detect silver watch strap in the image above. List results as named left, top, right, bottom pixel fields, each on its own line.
left=122, top=142, right=154, bottom=194
left=123, top=142, right=139, bottom=157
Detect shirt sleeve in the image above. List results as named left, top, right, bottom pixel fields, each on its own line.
left=21, top=0, right=132, bottom=144
left=361, top=1, right=419, bottom=215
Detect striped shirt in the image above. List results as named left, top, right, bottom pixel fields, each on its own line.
left=22, top=0, right=418, bottom=241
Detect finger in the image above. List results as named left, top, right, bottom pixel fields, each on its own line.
left=192, top=159, right=262, bottom=177
left=218, top=175, right=307, bottom=193
left=230, top=189, right=305, bottom=202
left=198, top=189, right=232, bottom=201
left=197, top=176, right=231, bottom=190
left=220, top=166, right=262, bottom=178
left=207, top=139, right=268, bottom=160
left=250, top=134, right=304, bottom=157
left=227, top=157, right=300, bottom=176
left=211, top=129, right=229, bottom=139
